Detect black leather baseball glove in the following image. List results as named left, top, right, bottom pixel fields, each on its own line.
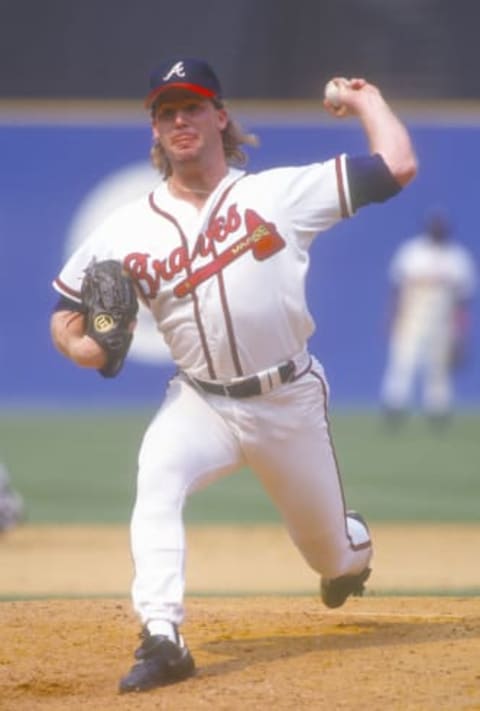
left=81, top=258, right=139, bottom=378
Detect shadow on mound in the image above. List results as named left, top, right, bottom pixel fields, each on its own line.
left=198, top=615, right=480, bottom=678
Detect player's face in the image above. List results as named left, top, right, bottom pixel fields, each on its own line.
left=151, top=91, right=228, bottom=167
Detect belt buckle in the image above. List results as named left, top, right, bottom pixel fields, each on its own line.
left=257, top=361, right=295, bottom=394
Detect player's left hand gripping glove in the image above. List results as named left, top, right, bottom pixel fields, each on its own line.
left=81, top=258, right=139, bottom=378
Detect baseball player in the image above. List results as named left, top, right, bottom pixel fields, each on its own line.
left=0, top=462, right=25, bottom=533
left=381, top=210, right=477, bottom=423
left=50, top=58, right=417, bottom=693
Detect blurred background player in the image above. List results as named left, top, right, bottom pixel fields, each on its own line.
left=0, top=462, right=25, bottom=533
left=380, top=209, right=477, bottom=424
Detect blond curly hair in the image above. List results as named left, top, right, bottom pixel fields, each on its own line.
left=150, top=100, right=259, bottom=177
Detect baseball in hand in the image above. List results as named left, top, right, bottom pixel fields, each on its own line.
left=324, top=78, right=349, bottom=109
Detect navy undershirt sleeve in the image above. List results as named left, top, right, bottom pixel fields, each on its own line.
left=52, top=295, right=85, bottom=313
left=346, top=154, right=402, bottom=211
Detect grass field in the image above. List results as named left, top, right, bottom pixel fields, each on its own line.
left=0, top=408, right=479, bottom=524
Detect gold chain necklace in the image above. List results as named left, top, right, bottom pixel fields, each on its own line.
left=168, top=178, right=212, bottom=196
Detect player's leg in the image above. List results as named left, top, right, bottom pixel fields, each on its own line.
left=423, top=334, right=453, bottom=422
left=380, top=327, right=420, bottom=420
left=0, top=462, right=25, bottom=532
left=120, top=376, right=243, bottom=692
left=242, top=363, right=372, bottom=605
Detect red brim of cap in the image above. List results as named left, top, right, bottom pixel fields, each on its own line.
left=145, top=82, right=216, bottom=108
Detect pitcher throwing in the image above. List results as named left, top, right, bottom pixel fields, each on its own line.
left=50, top=58, right=417, bottom=693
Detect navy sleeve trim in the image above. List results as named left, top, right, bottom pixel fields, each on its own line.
left=346, top=154, right=402, bottom=211
left=52, top=295, right=86, bottom=314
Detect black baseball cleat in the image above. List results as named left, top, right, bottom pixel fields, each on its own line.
left=321, top=566, right=371, bottom=609
left=321, top=510, right=372, bottom=608
left=118, top=626, right=195, bottom=693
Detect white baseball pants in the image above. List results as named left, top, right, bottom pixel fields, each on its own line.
left=130, top=357, right=372, bottom=628
left=381, top=320, right=454, bottom=414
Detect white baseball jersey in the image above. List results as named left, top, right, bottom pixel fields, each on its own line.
left=53, top=160, right=353, bottom=380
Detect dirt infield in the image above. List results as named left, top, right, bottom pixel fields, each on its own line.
left=2, top=524, right=480, bottom=709
left=3, top=596, right=480, bottom=710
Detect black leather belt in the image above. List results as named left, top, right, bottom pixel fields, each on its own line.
left=191, top=360, right=295, bottom=398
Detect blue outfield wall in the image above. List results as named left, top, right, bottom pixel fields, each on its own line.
left=0, top=111, right=479, bottom=408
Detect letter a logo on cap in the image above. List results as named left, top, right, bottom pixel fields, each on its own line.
left=163, top=61, right=186, bottom=81
left=145, top=58, right=222, bottom=107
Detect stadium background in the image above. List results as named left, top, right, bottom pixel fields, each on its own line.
left=1, top=5, right=480, bottom=707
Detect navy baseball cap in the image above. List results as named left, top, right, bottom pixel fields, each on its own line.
left=145, top=58, right=223, bottom=108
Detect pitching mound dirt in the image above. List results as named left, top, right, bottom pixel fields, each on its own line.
left=3, top=596, right=480, bottom=711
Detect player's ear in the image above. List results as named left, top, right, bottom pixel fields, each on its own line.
left=151, top=122, right=161, bottom=142
left=216, top=107, right=229, bottom=131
